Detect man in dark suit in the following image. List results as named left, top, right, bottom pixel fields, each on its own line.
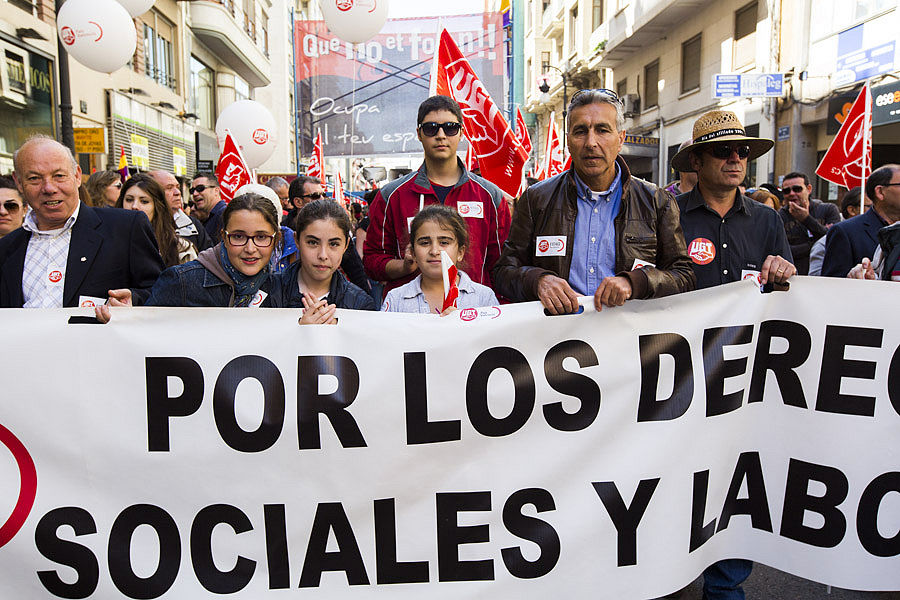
left=822, top=164, right=899, bottom=277
left=0, top=136, right=163, bottom=308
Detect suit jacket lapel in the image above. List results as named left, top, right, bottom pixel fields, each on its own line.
left=1, top=230, right=29, bottom=306
left=64, top=204, right=102, bottom=306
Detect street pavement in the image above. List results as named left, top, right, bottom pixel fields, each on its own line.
left=658, top=564, right=900, bottom=599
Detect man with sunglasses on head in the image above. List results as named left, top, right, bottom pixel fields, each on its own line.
left=364, top=95, right=510, bottom=295
left=190, top=172, right=225, bottom=244
left=670, top=110, right=794, bottom=600
left=777, top=171, right=840, bottom=274
left=493, top=89, right=694, bottom=313
left=0, top=175, right=25, bottom=239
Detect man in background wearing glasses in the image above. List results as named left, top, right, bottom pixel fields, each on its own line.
left=493, top=89, right=694, bottom=313
left=364, top=95, right=510, bottom=296
left=0, top=175, right=25, bottom=239
left=777, top=171, right=840, bottom=274
left=285, top=175, right=326, bottom=229
left=190, top=172, right=225, bottom=244
left=671, top=110, right=794, bottom=599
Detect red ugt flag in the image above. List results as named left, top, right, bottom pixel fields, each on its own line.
left=307, top=130, right=325, bottom=181
left=541, top=113, right=566, bottom=180
left=432, top=29, right=527, bottom=198
left=215, top=129, right=252, bottom=203
left=816, top=83, right=872, bottom=189
left=514, top=107, right=532, bottom=155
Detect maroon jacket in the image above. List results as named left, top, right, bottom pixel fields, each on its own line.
left=363, top=159, right=511, bottom=294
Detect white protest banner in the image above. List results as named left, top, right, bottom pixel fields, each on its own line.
left=0, top=277, right=898, bottom=598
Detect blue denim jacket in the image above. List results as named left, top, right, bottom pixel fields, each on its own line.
left=146, top=260, right=278, bottom=307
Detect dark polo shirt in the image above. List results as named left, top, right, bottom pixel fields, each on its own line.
left=676, top=187, right=793, bottom=290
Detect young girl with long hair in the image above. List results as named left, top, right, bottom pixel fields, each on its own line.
left=381, top=205, right=498, bottom=314
left=273, top=199, right=375, bottom=323
left=95, top=193, right=280, bottom=320
left=117, top=174, right=196, bottom=267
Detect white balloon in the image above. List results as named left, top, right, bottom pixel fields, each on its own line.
left=215, top=100, right=278, bottom=169
left=116, top=0, right=155, bottom=18
left=57, top=0, right=136, bottom=74
left=319, top=0, right=389, bottom=45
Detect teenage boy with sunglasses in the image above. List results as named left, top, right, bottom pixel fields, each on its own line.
left=777, top=171, right=840, bottom=274
left=670, top=110, right=795, bottom=599
left=363, top=95, right=510, bottom=296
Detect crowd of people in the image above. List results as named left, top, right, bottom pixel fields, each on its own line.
left=0, top=91, right=897, bottom=597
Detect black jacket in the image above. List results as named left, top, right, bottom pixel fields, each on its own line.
left=272, top=260, right=375, bottom=311
left=0, top=203, right=163, bottom=307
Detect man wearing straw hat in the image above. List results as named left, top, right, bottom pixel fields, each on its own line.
left=670, top=110, right=795, bottom=599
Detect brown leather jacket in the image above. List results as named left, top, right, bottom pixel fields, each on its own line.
left=493, top=157, right=695, bottom=301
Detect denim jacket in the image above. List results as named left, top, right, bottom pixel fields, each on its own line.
left=271, top=260, right=375, bottom=311
left=145, top=260, right=277, bottom=307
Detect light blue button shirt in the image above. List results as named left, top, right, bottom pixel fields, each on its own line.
left=568, top=166, right=623, bottom=295
left=381, top=271, right=499, bottom=313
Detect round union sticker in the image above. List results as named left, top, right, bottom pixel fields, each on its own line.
left=538, top=239, right=550, bottom=253
left=459, top=204, right=470, bottom=215
left=688, top=238, right=716, bottom=265
left=460, top=308, right=478, bottom=321
left=48, top=270, right=62, bottom=283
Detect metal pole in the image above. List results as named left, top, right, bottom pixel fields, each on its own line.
left=561, top=73, right=567, bottom=148
left=291, top=7, right=301, bottom=176
left=55, top=0, right=74, bottom=154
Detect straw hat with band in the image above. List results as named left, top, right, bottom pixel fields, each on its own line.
left=671, top=110, right=774, bottom=173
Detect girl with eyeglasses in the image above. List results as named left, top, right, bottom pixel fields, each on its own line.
left=272, top=199, right=375, bottom=323
left=117, top=174, right=197, bottom=268
left=381, top=205, right=497, bottom=314
left=95, top=193, right=281, bottom=321
left=0, top=176, right=25, bottom=239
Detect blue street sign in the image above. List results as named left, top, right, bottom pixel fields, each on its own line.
left=777, top=126, right=790, bottom=141
left=713, top=73, right=784, bottom=98
left=835, top=41, right=895, bottom=86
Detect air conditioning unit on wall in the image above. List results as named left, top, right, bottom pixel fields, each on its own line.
left=622, top=94, right=640, bottom=117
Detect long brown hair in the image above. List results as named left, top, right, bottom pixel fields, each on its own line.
left=117, top=174, right=180, bottom=267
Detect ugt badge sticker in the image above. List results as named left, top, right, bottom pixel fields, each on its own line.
left=536, top=236, right=567, bottom=257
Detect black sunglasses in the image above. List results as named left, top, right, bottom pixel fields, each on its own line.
left=418, top=121, right=462, bottom=137
left=706, top=144, right=751, bottom=160
left=1, top=200, right=22, bottom=213
left=300, top=192, right=326, bottom=200
left=190, top=184, right=217, bottom=194
left=571, top=88, right=621, bottom=104
left=781, top=185, right=806, bottom=194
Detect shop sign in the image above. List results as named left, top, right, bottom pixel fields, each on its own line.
left=834, top=24, right=895, bottom=86
left=624, top=134, right=659, bottom=146
left=172, top=147, right=187, bottom=176
left=872, top=80, right=900, bottom=126
left=713, top=73, right=784, bottom=98
left=130, top=134, right=149, bottom=170
left=73, top=128, right=105, bottom=154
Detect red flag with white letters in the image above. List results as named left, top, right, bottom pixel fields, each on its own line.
left=333, top=170, right=345, bottom=205
left=464, top=141, right=480, bottom=172
left=816, top=83, right=871, bottom=190
left=215, top=129, right=252, bottom=203
left=540, top=114, right=566, bottom=180
left=514, top=107, right=532, bottom=155
left=307, top=130, right=325, bottom=181
left=432, top=29, right=527, bottom=197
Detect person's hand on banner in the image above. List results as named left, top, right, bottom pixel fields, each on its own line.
left=537, top=274, right=580, bottom=314
left=760, top=255, right=796, bottom=287
left=93, top=289, right=133, bottom=323
left=847, top=257, right=877, bottom=280
left=594, top=276, right=632, bottom=310
left=299, top=293, right=337, bottom=325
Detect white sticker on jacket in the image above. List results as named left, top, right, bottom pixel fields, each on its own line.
left=535, top=236, right=567, bottom=257
left=456, top=202, right=484, bottom=218
left=249, top=290, right=268, bottom=307
left=632, top=259, right=655, bottom=270
left=78, top=295, right=107, bottom=308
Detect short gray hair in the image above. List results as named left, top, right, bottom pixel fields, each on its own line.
left=265, top=176, right=289, bottom=191
left=13, top=134, right=78, bottom=178
left=567, top=90, right=625, bottom=132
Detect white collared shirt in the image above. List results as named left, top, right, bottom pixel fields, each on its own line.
left=21, top=203, right=80, bottom=308
left=380, top=271, right=499, bottom=313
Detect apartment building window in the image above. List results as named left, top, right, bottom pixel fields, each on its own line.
left=733, top=1, right=757, bottom=69
left=243, top=0, right=256, bottom=41
left=616, top=78, right=627, bottom=99
left=260, top=9, right=269, bottom=56
left=542, top=0, right=550, bottom=13
left=541, top=51, right=551, bottom=74
left=189, top=56, right=214, bottom=130
left=592, top=0, right=604, bottom=30
left=644, top=60, right=659, bottom=109
left=235, top=76, right=250, bottom=101
left=569, top=7, right=578, bottom=53
left=142, top=11, right=176, bottom=90
left=8, top=0, right=35, bottom=14
left=681, top=34, right=701, bottom=94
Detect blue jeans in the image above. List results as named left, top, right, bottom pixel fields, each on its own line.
left=702, top=559, right=752, bottom=600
